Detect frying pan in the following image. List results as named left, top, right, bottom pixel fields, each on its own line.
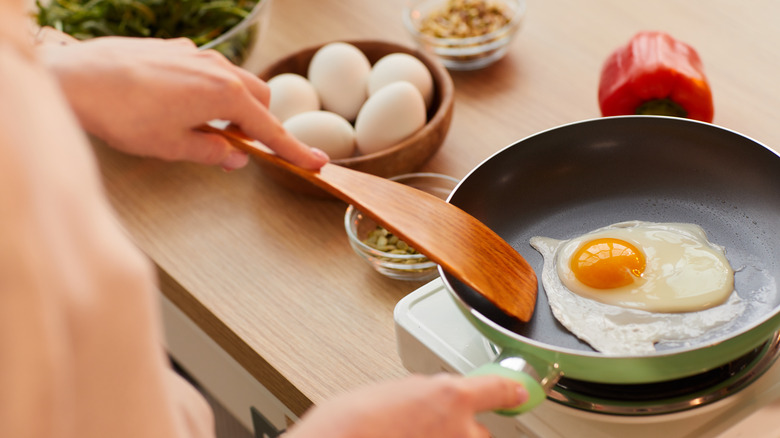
left=439, top=116, right=780, bottom=413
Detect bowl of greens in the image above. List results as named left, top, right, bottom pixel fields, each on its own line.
left=34, top=0, right=270, bottom=70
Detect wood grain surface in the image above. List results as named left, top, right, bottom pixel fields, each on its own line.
left=95, top=0, right=780, bottom=418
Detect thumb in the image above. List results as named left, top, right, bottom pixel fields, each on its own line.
left=460, top=375, right=529, bottom=413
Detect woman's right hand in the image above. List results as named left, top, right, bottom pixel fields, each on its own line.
left=285, top=373, right=528, bottom=438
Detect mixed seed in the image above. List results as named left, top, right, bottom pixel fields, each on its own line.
left=418, top=0, right=512, bottom=39
left=363, top=226, right=429, bottom=263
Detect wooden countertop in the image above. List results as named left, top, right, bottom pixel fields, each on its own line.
left=95, top=0, right=780, bottom=418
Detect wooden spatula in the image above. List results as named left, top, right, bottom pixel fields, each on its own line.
left=203, top=125, right=537, bottom=322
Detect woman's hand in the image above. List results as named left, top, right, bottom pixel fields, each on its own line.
left=285, top=373, right=529, bottom=438
left=37, top=29, right=328, bottom=171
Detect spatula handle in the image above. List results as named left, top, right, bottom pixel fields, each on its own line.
left=199, top=124, right=346, bottom=199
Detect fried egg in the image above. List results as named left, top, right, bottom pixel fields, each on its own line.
left=530, top=221, right=744, bottom=355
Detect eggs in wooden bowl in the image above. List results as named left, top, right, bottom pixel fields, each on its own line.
left=256, top=40, right=454, bottom=197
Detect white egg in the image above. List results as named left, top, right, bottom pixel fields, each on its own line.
left=282, top=111, right=356, bottom=159
left=267, top=73, right=320, bottom=122
left=367, top=53, right=434, bottom=109
left=354, top=81, right=426, bottom=155
left=307, top=42, right=371, bottom=121
left=530, top=221, right=744, bottom=356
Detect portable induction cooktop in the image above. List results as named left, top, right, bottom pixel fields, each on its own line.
left=394, top=278, right=780, bottom=438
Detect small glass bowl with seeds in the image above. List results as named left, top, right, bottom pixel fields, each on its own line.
left=403, top=0, right=526, bottom=70
left=344, top=173, right=459, bottom=281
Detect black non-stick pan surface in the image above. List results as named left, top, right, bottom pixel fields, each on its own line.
left=442, top=116, right=780, bottom=357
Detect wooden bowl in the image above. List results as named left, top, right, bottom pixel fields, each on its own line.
left=256, top=40, right=454, bottom=197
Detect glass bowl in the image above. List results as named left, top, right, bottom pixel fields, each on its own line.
left=344, top=173, right=459, bottom=281
left=33, top=0, right=271, bottom=72
left=403, top=0, right=526, bottom=70
left=199, top=0, right=272, bottom=72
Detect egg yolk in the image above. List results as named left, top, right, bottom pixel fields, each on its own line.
left=571, top=238, right=646, bottom=289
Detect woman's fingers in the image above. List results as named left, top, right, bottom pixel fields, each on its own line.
left=171, top=130, right=248, bottom=169
left=226, top=98, right=330, bottom=170
left=456, top=374, right=529, bottom=413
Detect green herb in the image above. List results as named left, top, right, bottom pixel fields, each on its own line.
left=35, top=0, right=260, bottom=63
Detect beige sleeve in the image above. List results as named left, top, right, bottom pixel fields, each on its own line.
left=0, top=2, right=215, bottom=438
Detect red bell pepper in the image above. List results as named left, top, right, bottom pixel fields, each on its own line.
left=598, top=31, right=714, bottom=123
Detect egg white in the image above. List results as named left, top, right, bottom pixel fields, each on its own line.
left=530, top=221, right=745, bottom=356
left=557, top=221, right=734, bottom=312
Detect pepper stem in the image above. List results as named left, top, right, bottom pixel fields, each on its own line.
left=635, top=99, right=688, bottom=118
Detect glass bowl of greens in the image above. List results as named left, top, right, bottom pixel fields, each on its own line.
left=344, top=173, right=459, bottom=282
left=34, top=0, right=271, bottom=70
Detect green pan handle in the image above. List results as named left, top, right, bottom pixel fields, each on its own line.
left=467, top=355, right=561, bottom=416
